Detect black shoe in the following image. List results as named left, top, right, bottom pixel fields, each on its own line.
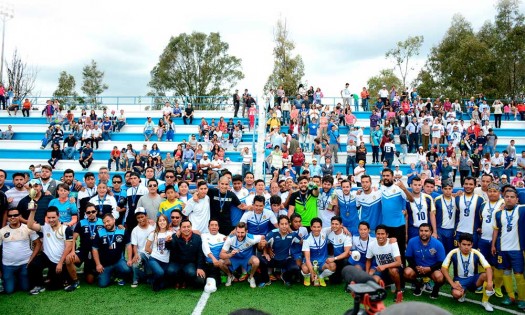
left=413, top=285, right=422, bottom=297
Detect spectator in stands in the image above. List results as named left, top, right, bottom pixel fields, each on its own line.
left=1, top=124, right=14, bottom=140
left=108, top=146, right=121, bottom=171
left=144, top=117, right=155, bottom=141
left=62, top=133, right=77, bottom=160
left=183, top=103, right=194, bottom=125
left=81, top=125, right=93, bottom=148
left=79, top=142, right=94, bottom=170
left=116, top=109, right=126, bottom=131
left=101, top=116, right=112, bottom=141
left=48, top=143, right=62, bottom=169
left=91, top=124, right=102, bottom=149
left=21, top=98, right=31, bottom=117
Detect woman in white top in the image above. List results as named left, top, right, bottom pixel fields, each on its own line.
left=416, top=146, right=427, bottom=173
left=81, top=126, right=92, bottom=147
left=269, top=145, right=283, bottom=172
left=492, top=100, right=503, bottom=128
left=89, top=182, right=118, bottom=219
left=431, top=118, right=443, bottom=146
left=145, top=214, right=173, bottom=291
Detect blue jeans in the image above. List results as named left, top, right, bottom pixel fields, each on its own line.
left=132, top=252, right=150, bottom=284
left=362, top=98, right=369, bottom=111
left=117, top=121, right=125, bottom=131
left=2, top=264, right=29, bottom=294
left=102, top=131, right=111, bottom=141
left=483, top=146, right=494, bottom=156
left=242, top=163, right=251, bottom=178
left=167, top=262, right=205, bottom=288
left=346, top=155, right=356, bottom=176
left=233, top=138, right=240, bottom=148
left=492, top=167, right=503, bottom=179
left=504, top=166, right=514, bottom=177
left=148, top=257, right=175, bottom=291
left=282, top=110, right=290, bottom=124
left=98, top=258, right=132, bottom=288
left=64, top=146, right=76, bottom=160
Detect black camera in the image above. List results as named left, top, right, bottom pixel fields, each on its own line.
left=346, top=281, right=387, bottom=302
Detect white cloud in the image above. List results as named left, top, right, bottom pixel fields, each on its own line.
left=4, top=0, right=524, bottom=99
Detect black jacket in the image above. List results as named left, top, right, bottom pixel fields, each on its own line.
left=166, top=233, right=205, bottom=269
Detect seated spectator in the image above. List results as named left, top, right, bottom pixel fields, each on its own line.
left=2, top=125, right=14, bottom=140
left=108, top=146, right=121, bottom=171
left=63, top=133, right=78, bottom=160
left=22, top=98, right=31, bottom=117
left=79, top=142, right=94, bottom=170
left=48, top=143, right=62, bottom=169
left=7, top=96, right=20, bottom=116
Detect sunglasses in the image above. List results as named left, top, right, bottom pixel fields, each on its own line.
left=112, top=181, right=122, bottom=184
left=171, top=216, right=181, bottom=220
left=165, top=176, right=174, bottom=178
left=7, top=214, right=20, bottom=218
left=148, top=184, right=158, bottom=188
left=86, top=211, right=97, bottom=215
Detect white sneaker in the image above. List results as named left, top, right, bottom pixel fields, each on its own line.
left=481, top=301, right=493, bottom=312
left=248, top=276, right=256, bottom=288
left=225, top=275, right=235, bottom=287
left=458, top=293, right=466, bottom=303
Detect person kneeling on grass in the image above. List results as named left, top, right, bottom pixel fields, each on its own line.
left=365, top=224, right=403, bottom=303
left=441, top=233, right=494, bottom=312
left=404, top=223, right=446, bottom=299
left=301, top=217, right=336, bottom=287
left=201, top=219, right=230, bottom=292
left=92, top=213, right=132, bottom=288
left=220, top=222, right=265, bottom=288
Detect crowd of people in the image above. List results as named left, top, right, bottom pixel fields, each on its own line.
left=0, top=86, right=525, bottom=314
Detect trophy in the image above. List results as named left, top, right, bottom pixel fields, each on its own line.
left=28, top=188, right=37, bottom=211
left=312, top=260, right=320, bottom=286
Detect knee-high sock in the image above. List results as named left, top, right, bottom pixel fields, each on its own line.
left=320, top=269, right=334, bottom=279
left=515, top=273, right=525, bottom=301
left=494, top=268, right=503, bottom=289
left=503, top=272, right=516, bottom=299
left=482, top=282, right=490, bottom=303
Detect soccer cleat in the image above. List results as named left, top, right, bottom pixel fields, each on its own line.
left=269, top=274, right=277, bottom=281
left=501, top=296, right=515, bottom=305
left=475, top=286, right=483, bottom=294
left=64, top=281, right=80, bottom=292
left=303, top=275, right=311, bottom=287
left=131, top=281, right=138, bottom=288
left=30, top=286, right=46, bottom=295
left=225, top=275, right=235, bottom=287
left=458, top=292, right=466, bottom=303
left=115, top=279, right=125, bottom=286
left=422, top=282, right=434, bottom=293
left=517, top=300, right=525, bottom=310
left=494, top=287, right=503, bottom=298
left=248, top=277, right=256, bottom=289
left=318, top=277, right=326, bottom=287
left=258, top=281, right=271, bottom=288
left=481, top=301, right=494, bottom=312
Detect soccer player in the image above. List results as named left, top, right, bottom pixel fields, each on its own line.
left=240, top=195, right=278, bottom=236
left=130, top=208, right=155, bottom=288
left=442, top=234, right=494, bottom=312
left=491, top=188, right=525, bottom=308
left=301, top=218, right=335, bottom=287
left=231, top=175, right=250, bottom=226
left=332, top=179, right=358, bottom=235
left=434, top=181, right=457, bottom=254
left=92, top=213, right=132, bottom=288
left=122, top=172, right=149, bottom=233
left=326, top=216, right=352, bottom=284
left=183, top=181, right=211, bottom=234
left=287, top=176, right=320, bottom=229
left=404, top=223, right=446, bottom=299
left=348, top=222, right=375, bottom=270
left=474, top=174, right=492, bottom=202
left=207, top=177, right=248, bottom=235
left=379, top=169, right=414, bottom=263
left=355, top=175, right=382, bottom=236
left=290, top=213, right=309, bottom=267
left=264, top=215, right=302, bottom=286
left=220, top=222, right=264, bottom=288
left=455, top=176, right=484, bottom=248
left=405, top=177, right=436, bottom=240
left=201, top=219, right=229, bottom=290
left=269, top=195, right=288, bottom=220
left=88, top=182, right=118, bottom=219
left=27, top=206, right=78, bottom=293
left=317, top=175, right=336, bottom=228
left=48, top=183, right=79, bottom=228
left=478, top=183, right=505, bottom=298
left=366, top=224, right=403, bottom=302
left=77, top=172, right=97, bottom=220
left=0, top=208, right=41, bottom=294
left=68, top=203, right=104, bottom=286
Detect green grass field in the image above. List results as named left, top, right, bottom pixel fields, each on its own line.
left=0, top=280, right=517, bottom=315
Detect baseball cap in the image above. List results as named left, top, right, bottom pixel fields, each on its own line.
left=135, top=207, right=147, bottom=216
left=29, top=179, right=41, bottom=186
left=501, top=174, right=508, bottom=179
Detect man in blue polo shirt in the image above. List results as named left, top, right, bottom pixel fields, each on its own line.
left=327, top=125, right=340, bottom=163
left=404, top=223, right=446, bottom=299
left=307, top=118, right=319, bottom=153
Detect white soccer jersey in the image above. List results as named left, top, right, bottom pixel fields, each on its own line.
left=202, top=232, right=227, bottom=263
left=480, top=199, right=503, bottom=241
left=456, top=194, right=484, bottom=234
left=327, top=230, right=352, bottom=256
left=494, top=206, right=524, bottom=251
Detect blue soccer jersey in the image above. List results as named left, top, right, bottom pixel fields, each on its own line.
left=380, top=185, right=407, bottom=228
left=266, top=229, right=301, bottom=261
left=356, top=190, right=382, bottom=237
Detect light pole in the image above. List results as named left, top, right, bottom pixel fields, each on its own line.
left=0, top=2, right=13, bottom=85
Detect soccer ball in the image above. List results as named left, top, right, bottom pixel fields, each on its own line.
left=204, top=278, right=217, bottom=293
left=351, top=251, right=361, bottom=261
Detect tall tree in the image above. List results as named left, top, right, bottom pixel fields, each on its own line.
left=81, top=60, right=108, bottom=106
left=6, top=49, right=37, bottom=100
left=264, top=18, right=305, bottom=98
left=149, top=32, right=243, bottom=107
left=53, top=71, right=77, bottom=105
left=366, top=69, right=402, bottom=99
left=385, top=35, right=424, bottom=90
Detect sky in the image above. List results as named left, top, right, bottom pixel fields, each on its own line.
left=4, top=0, right=525, bottom=100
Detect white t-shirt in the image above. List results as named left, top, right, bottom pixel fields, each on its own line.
left=182, top=196, right=211, bottom=233
left=131, top=224, right=155, bottom=254
left=0, top=224, right=39, bottom=266
left=366, top=239, right=400, bottom=267
left=147, top=230, right=173, bottom=263
left=41, top=224, right=72, bottom=264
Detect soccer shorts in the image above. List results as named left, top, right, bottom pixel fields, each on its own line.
left=478, top=239, right=496, bottom=266
left=497, top=250, right=525, bottom=273
left=229, top=255, right=252, bottom=273
left=454, top=274, right=481, bottom=291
